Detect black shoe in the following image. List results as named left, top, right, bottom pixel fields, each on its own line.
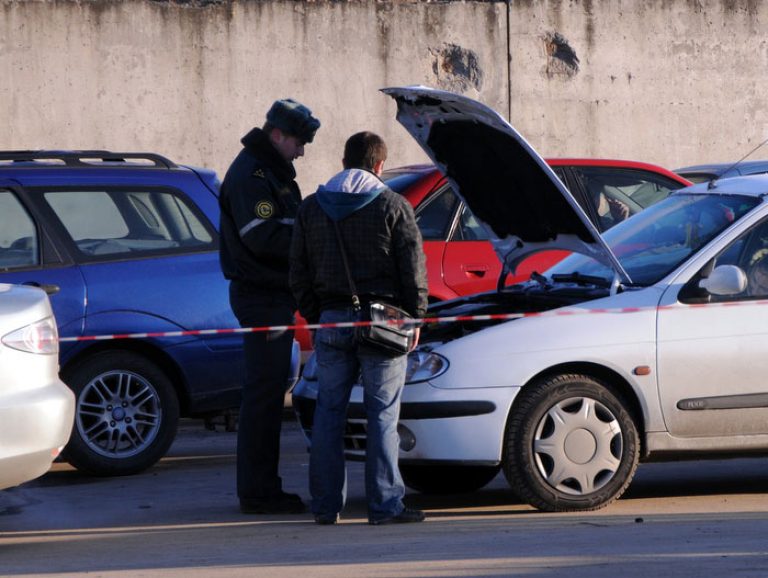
left=240, top=492, right=306, bottom=514
left=369, top=508, right=425, bottom=525
left=314, top=514, right=339, bottom=525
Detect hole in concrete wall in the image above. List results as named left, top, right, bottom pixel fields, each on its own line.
left=430, top=43, right=483, bottom=92
left=544, top=32, right=580, bottom=78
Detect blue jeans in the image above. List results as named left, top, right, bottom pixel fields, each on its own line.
left=309, top=308, right=408, bottom=522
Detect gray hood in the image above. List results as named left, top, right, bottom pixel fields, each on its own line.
left=382, top=86, right=631, bottom=283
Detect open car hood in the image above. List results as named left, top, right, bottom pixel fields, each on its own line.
left=383, top=86, right=631, bottom=284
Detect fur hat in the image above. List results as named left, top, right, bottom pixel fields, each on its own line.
left=266, top=99, right=321, bottom=143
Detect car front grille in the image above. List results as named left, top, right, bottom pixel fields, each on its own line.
left=344, top=419, right=368, bottom=458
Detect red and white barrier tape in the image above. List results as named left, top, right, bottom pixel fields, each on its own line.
left=56, top=299, right=768, bottom=343
left=58, top=313, right=525, bottom=342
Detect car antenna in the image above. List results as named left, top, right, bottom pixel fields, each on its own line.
left=709, top=135, right=768, bottom=189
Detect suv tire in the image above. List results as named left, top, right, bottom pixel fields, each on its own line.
left=62, top=350, right=180, bottom=476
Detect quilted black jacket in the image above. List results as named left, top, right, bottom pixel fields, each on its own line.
left=289, top=186, right=428, bottom=324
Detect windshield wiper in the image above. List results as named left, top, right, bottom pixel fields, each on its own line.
left=550, top=272, right=612, bottom=288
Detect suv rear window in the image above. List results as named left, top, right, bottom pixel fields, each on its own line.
left=0, top=190, right=38, bottom=269
left=44, top=189, right=214, bottom=258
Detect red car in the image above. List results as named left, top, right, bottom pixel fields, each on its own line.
left=295, top=159, right=690, bottom=352
left=383, top=159, right=691, bottom=301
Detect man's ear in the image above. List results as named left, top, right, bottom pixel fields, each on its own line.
left=373, top=159, right=385, bottom=176
left=269, top=126, right=285, bottom=145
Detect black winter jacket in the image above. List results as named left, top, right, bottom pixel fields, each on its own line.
left=290, top=184, right=428, bottom=324
left=219, top=128, right=302, bottom=293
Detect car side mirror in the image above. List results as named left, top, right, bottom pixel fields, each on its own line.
left=699, top=264, right=747, bottom=296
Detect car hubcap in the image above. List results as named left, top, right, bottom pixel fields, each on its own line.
left=76, top=370, right=162, bottom=458
left=533, top=396, right=622, bottom=496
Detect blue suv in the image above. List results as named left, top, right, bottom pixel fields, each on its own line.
left=0, top=151, right=297, bottom=476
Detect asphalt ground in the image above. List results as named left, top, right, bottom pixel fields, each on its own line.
left=3, top=417, right=768, bottom=577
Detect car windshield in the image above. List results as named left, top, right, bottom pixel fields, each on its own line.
left=546, top=193, right=760, bottom=286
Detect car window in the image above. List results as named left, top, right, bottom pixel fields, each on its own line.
left=575, top=167, right=685, bottom=231
left=710, top=217, right=768, bottom=300
left=414, top=185, right=460, bottom=240
left=452, top=203, right=491, bottom=241
left=678, top=172, right=715, bottom=184
left=44, top=189, right=214, bottom=258
left=547, top=193, right=759, bottom=286
left=0, top=190, right=39, bottom=270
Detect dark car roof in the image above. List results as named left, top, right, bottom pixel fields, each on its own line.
left=675, top=160, right=768, bottom=183
left=0, top=150, right=217, bottom=183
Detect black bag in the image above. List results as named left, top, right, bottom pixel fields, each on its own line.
left=357, top=301, right=415, bottom=355
left=332, top=220, right=415, bottom=356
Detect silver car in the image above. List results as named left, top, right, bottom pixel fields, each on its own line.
left=0, top=283, right=74, bottom=490
left=294, top=86, right=768, bottom=512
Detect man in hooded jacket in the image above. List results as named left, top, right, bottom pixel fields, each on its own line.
left=290, top=131, right=428, bottom=525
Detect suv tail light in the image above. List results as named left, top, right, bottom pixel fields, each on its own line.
left=2, top=316, right=59, bottom=354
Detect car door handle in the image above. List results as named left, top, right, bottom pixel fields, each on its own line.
left=22, top=281, right=61, bottom=296
left=462, top=264, right=489, bottom=278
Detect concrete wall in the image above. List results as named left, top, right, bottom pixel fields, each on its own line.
left=507, top=0, right=768, bottom=170
left=2, top=0, right=767, bottom=193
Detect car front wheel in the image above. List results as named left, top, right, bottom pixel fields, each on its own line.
left=503, top=373, right=639, bottom=512
left=61, top=350, right=180, bottom=476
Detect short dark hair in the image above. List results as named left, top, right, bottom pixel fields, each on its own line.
left=343, top=131, right=387, bottom=171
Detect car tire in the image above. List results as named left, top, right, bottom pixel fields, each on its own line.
left=400, top=464, right=501, bottom=494
left=503, top=373, right=639, bottom=512
left=61, top=350, right=180, bottom=476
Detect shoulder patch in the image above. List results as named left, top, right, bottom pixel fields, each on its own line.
left=252, top=169, right=266, bottom=178
left=255, top=201, right=275, bottom=219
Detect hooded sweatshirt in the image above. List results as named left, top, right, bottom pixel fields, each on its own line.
left=289, top=169, right=428, bottom=324
left=315, top=169, right=385, bottom=221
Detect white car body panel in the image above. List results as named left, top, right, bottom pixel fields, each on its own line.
left=394, top=292, right=662, bottom=463
left=0, top=284, right=75, bottom=490
left=658, top=298, right=768, bottom=436
left=349, top=382, right=518, bottom=463
left=652, top=198, right=768, bottom=439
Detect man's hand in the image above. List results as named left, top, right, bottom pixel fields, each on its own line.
left=607, top=197, right=630, bottom=222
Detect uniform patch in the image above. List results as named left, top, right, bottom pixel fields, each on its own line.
left=252, top=169, right=266, bottom=178
left=255, top=201, right=275, bottom=219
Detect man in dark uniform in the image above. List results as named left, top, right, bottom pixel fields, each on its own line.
left=219, top=98, right=320, bottom=514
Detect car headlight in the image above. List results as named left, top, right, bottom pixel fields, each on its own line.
left=405, top=350, right=448, bottom=384
left=2, top=316, right=59, bottom=355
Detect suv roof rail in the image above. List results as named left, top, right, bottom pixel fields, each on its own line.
left=0, top=150, right=178, bottom=169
